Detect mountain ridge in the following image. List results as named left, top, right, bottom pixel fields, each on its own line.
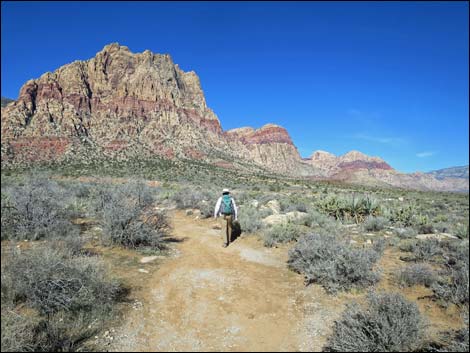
left=1, top=43, right=468, bottom=192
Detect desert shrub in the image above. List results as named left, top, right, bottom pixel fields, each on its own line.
left=413, top=214, right=434, bottom=234
left=432, top=256, right=469, bottom=306
left=388, top=204, right=415, bottom=227
left=95, top=181, right=170, bottom=250
left=238, top=205, right=265, bottom=233
left=1, top=245, right=121, bottom=352
left=453, top=223, right=469, bottom=239
left=444, top=311, right=469, bottom=352
left=288, top=233, right=382, bottom=293
left=324, top=292, right=423, bottom=352
left=434, top=221, right=451, bottom=233
left=1, top=311, right=42, bottom=352
left=102, top=200, right=170, bottom=250
left=1, top=308, right=108, bottom=352
left=263, top=222, right=307, bottom=247
left=397, top=263, right=436, bottom=287
left=363, top=216, right=389, bottom=232
left=316, top=194, right=381, bottom=223
left=171, top=186, right=212, bottom=209
left=1, top=246, right=120, bottom=315
left=300, top=210, right=333, bottom=227
left=399, top=239, right=443, bottom=262
left=197, top=200, right=213, bottom=219
left=1, top=178, right=80, bottom=240
left=393, top=227, right=417, bottom=239
left=279, top=195, right=309, bottom=213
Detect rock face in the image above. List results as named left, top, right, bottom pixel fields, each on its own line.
left=1, top=43, right=303, bottom=174
left=1, top=43, right=467, bottom=192
left=1, top=43, right=226, bottom=163
left=305, top=150, right=392, bottom=175
left=305, top=150, right=468, bottom=192
left=225, top=124, right=304, bottom=174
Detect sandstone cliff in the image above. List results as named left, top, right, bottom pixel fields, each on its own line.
left=1, top=43, right=467, bottom=191
left=225, top=124, right=311, bottom=174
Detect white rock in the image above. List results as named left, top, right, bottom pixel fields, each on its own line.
left=249, top=200, right=259, bottom=208
left=266, top=200, right=281, bottom=214
left=138, top=269, right=149, bottom=274
left=140, top=256, right=158, bottom=264
left=416, top=233, right=459, bottom=241
left=262, top=211, right=307, bottom=226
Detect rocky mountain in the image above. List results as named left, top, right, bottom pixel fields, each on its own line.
left=1, top=43, right=467, bottom=192
left=305, top=150, right=392, bottom=175
left=303, top=150, right=468, bottom=192
left=426, top=165, right=469, bottom=180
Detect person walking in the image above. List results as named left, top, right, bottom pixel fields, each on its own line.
left=214, top=188, right=238, bottom=247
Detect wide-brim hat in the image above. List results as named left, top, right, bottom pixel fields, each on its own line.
left=222, top=188, right=230, bottom=194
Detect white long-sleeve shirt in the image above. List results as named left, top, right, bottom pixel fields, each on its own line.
left=214, top=196, right=238, bottom=220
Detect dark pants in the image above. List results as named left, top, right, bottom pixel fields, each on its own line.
left=223, top=214, right=233, bottom=245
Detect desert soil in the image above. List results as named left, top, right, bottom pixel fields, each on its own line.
left=100, top=211, right=463, bottom=352
left=107, top=211, right=346, bottom=352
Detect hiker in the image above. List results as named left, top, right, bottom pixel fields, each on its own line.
left=214, top=188, right=238, bottom=247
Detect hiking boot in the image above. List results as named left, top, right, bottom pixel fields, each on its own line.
left=222, top=243, right=229, bottom=248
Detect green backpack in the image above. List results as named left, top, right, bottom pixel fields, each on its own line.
left=221, top=195, right=233, bottom=215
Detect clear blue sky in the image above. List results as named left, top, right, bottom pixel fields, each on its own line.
left=1, top=1, right=468, bottom=173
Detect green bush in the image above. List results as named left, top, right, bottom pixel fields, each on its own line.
left=454, top=223, right=469, bottom=239
left=316, top=194, right=381, bottom=223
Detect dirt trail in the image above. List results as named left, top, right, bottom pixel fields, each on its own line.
left=110, top=211, right=344, bottom=352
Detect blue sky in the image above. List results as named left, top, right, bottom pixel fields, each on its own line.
left=1, top=1, right=468, bottom=173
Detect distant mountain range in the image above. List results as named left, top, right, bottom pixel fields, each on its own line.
left=1, top=97, right=14, bottom=108
left=427, top=165, right=469, bottom=180
left=1, top=43, right=468, bottom=192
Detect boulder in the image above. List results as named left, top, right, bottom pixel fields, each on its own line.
left=249, top=200, right=259, bottom=208
left=262, top=211, right=307, bottom=226
left=266, top=200, right=281, bottom=214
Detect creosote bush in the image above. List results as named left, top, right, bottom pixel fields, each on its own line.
left=288, top=233, right=384, bottom=293
left=324, top=292, right=423, bottom=352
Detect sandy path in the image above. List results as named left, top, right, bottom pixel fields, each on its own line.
left=111, top=211, right=344, bottom=352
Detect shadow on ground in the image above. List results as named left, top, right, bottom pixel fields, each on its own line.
left=231, top=220, right=242, bottom=242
